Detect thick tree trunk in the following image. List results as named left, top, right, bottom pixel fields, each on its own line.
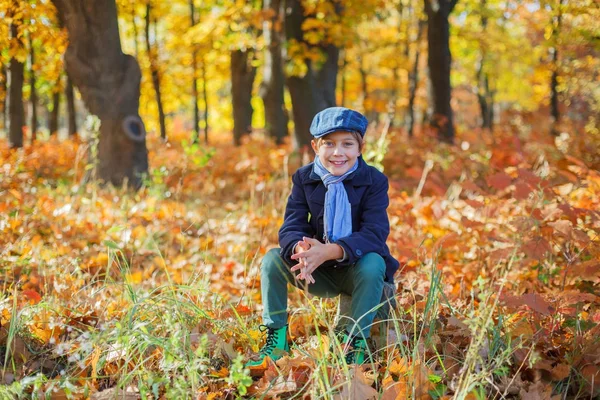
left=231, top=49, right=256, bottom=146
left=29, top=37, right=38, bottom=142
left=407, top=20, right=426, bottom=138
left=49, top=79, right=61, bottom=136
left=424, top=0, right=457, bottom=144
left=51, top=0, right=148, bottom=187
left=66, top=75, right=77, bottom=136
left=9, top=21, right=25, bottom=149
left=145, top=3, right=166, bottom=140
left=284, top=0, right=338, bottom=149
left=260, top=0, right=288, bottom=144
left=190, top=0, right=200, bottom=143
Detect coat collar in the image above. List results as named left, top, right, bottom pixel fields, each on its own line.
left=307, top=156, right=372, bottom=186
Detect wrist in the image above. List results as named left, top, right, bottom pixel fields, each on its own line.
left=327, top=243, right=344, bottom=260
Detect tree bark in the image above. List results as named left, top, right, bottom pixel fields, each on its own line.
left=51, top=0, right=148, bottom=188
left=340, top=51, right=347, bottom=107
left=550, top=0, right=563, bottom=136
left=477, top=0, right=494, bottom=130
left=284, top=0, right=338, bottom=149
left=1, top=65, right=6, bottom=131
left=407, top=19, right=426, bottom=138
left=201, top=54, right=209, bottom=144
left=145, top=3, right=166, bottom=140
left=260, top=0, right=288, bottom=144
left=8, top=20, right=25, bottom=149
left=231, top=50, right=256, bottom=146
left=190, top=0, right=200, bottom=143
left=424, top=0, right=457, bottom=144
left=29, top=36, right=38, bottom=142
left=49, top=78, right=61, bottom=136
left=66, top=74, right=77, bottom=136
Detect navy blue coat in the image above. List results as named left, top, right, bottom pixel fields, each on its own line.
left=279, top=157, right=399, bottom=282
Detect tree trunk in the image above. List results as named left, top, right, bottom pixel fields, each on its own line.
left=284, top=0, right=339, bottom=149
left=340, top=51, right=347, bottom=107
left=477, top=0, right=493, bottom=130
left=424, top=0, right=457, bottom=144
left=231, top=50, right=256, bottom=146
left=132, top=7, right=139, bottom=58
left=190, top=0, right=200, bottom=143
left=9, top=20, right=25, bottom=149
left=51, top=0, right=148, bottom=188
left=66, top=74, right=77, bottom=136
left=407, top=19, right=426, bottom=138
left=477, top=66, right=494, bottom=130
left=49, top=78, right=61, bottom=136
left=145, top=3, right=166, bottom=140
left=358, top=56, right=373, bottom=121
left=260, top=0, right=288, bottom=144
left=201, top=55, right=209, bottom=144
left=29, top=36, right=38, bottom=142
left=550, top=0, right=563, bottom=136
left=1, top=65, right=6, bottom=131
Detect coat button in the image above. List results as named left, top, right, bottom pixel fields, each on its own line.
left=356, top=249, right=363, bottom=256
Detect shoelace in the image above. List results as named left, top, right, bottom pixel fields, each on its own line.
left=258, top=325, right=277, bottom=355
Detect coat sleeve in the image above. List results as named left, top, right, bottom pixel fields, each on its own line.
left=334, top=174, right=390, bottom=266
left=278, top=171, right=315, bottom=265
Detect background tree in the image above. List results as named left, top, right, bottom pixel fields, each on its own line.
left=190, top=0, right=201, bottom=143
left=65, top=74, right=77, bottom=137
left=28, top=33, right=38, bottom=142
left=8, top=0, right=25, bottom=149
left=549, top=0, right=564, bottom=136
left=51, top=0, right=148, bottom=187
left=231, top=49, right=257, bottom=145
left=48, top=75, right=61, bottom=136
left=0, top=65, right=6, bottom=131
left=284, top=0, right=340, bottom=149
left=424, top=0, right=458, bottom=144
left=145, top=1, right=167, bottom=140
left=260, top=0, right=288, bottom=144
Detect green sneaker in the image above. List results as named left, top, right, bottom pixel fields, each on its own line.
left=343, top=335, right=369, bottom=365
left=245, top=325, right=290, bottom=369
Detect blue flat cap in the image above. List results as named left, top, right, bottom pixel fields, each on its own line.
left=310, top=107, right=368, bottom=138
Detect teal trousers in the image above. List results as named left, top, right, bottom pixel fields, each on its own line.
left=261, top=248, right=386, bottom=339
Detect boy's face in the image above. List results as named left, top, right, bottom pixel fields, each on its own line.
left=311, top=131, right=361, bottom=176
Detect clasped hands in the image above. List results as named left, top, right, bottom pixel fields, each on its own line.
left=290, top=237, right=343, bottom=284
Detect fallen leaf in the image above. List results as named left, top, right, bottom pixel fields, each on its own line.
left=501, top=293, right=555, bottom=315
left=336, top=366, right=378, bottom=400
left=521, top=237, right=552, bottom=259
left=519, top=380, right=560, bottom=400
left=487, top=172, right=512, bottom=191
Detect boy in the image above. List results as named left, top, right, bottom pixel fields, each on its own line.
left=247, top=107, right=399, bottom=368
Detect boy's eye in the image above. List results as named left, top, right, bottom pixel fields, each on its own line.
left=324, top=141, right=334, bottom=147
left=344, top=142, right=355, bottom=147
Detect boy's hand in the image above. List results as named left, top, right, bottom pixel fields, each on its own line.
left=291, top=237, right=343, bottom=283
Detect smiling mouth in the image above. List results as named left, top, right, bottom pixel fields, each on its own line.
left=329, top=160, right=347, bottom=166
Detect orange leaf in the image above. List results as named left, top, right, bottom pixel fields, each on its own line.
left=22, top=289, right=42, bottom=304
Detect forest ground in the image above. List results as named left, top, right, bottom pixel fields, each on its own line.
left=0, top=122, right=599, bottom=399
